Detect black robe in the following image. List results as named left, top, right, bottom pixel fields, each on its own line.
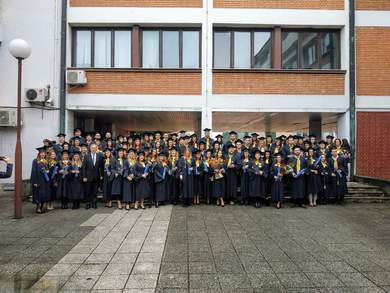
left=30, top=159, right=51, bottom=204
left=178, top=157, right=194, bottom=199
left=111, top=158, right=125, bottom=198
left=248, top=160, right=266, bottom=199
left=154, top=163, right=169, bottom=202
left=168, top=158, right=180, bottom=202
left=56, top=161, right=71, bottom=201
left=193, top=159, right=207, bottom=196
left=288, top=156, right=308, bottom=200
left=48, top=163, right=58, bottom=201
left=317, top=162, right=332, bottom=200
left=271, top=164, right=285, bottom=203
left=212, top=160, right=225, bottom=198
left=123, top=160, right=137, bottom=203
left=102, top=159, right=114, bottom=201
left=134, top=162, right=151, bottom=200
left=306, top=158, right=321, bottom=195
left=68, top=165, right=84, bottom=200
left=328, top=156, right=348, bottom=200
left=239, top=159, right=250, bottom=200
left=224, top=155, right=239, bottom=199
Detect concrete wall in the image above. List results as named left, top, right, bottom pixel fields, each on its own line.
left=0, top=0, right=62, bottom=182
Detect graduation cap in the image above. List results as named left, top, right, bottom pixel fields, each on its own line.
left=36, top=146, right=46, bottom=152
left=259, top=137, right=265, bottom=140
left=178, top=136, right=185, bottom=141
left=183, top=135, right=190, bottom=139
left=51, top=140, right=57, bottom=145
left=252, top=149, right=261, bottom=155
left=63, top=142, right=70, bottom=147
left=199, top=141, right=206, bottom=145
left=251, top=133, right=259, bottom=137
left=303, top=140, right=311, bottom=145
left=274, top=152, right=282, bottom=157
left=72, top=150, right=81, bottom=155
left=227, top=144, right=236, bottom=150
left=159, top=151, right=167, bottom=157
left=57, top=133, right=66, bottom=137
left=309, top=134, right=317, bottom=138
left=205, top=148, right=212, bottom=153
left=143, top=146, right=150, bottom=152
left=236, top=139, right=243, bottom=144
left=212, top=141, right=220, bottom=146
left=307, top=147, right=315, bottom=152
left=266, top=134, right=272, bottom=138
left=72, top=136, right=81, bottom=141
left=170, top=146, right=178, bottom=151
left=117, top=135, right=124, bottom=140
left=80, top=143, right=88, bottom=147
left=133, top=135, right=141, bottom=140
left=287, top=135, right=294, bottom=140
left=242, top=147, right=249, bottom=152
left=229, top=131, right=237, bottom=136
left=319, top=140, right=326, bottom=145
left=137, top=150, right=145, bottom=156
left=73, top=128, right=82, bottom=132
left=171, top=133, right=178, bottom=137
left=192, top=149, right=201, bottom=155
left=154, top=131, right=162, bottom=135
left=116, top=147, right=126, bottom=152
left=203, top=128, right=211, bottom=132
left=243, top=135, right=251, bottom=140
left=280, top=135, right=287, bottom=140
left=215, top=134, right=223, bottom=139
left=128, top=148, right=136, bottom=153
left=191, top=133, right=198, bottom=138
left=61, top=150, right=69, bottom=155
left=326, top=135, right=334, bottom=139
left=293, top=145, right=302, bottom=150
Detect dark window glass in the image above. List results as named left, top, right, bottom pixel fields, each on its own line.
left=320, top=32, right=339, bottom=69
left=94, top=31, right=111, bottom=68
left=142, top=31, right=159, bottom=68
left=253, top=32, right=272, bottom=69
left=282, top=30, right=340, bottom=70
left=214, top=32, right=231, bottom=69
left=115, top=31, right=131, bottom=68
left=282, top=32, right=298, bottom=69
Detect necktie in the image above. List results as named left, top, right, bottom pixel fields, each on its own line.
left=92, top=154, right=96, bottom=166
left=333, top=158, right=338, bottom=170
left=296, top=157, right=300, bottom=173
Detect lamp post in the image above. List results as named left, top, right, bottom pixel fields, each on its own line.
left=9, top=39, right=31, bottom=219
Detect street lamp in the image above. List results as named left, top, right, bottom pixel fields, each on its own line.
left=9, top=39, right=31, bottom=219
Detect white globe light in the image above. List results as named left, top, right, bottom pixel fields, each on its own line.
left=9, top=39, right=31, bottom=59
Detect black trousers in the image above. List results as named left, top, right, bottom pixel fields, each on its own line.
left=85, top=181, right=98, bottom=204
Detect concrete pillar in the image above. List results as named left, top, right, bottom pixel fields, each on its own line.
left=309, top=114, right=322, bottom=139
left=337, top=111, right=350, bottom=140
left=201, top=108, right=212, bottom=133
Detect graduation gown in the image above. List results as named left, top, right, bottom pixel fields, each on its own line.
left=317, top=162, right=332, bottom=200
left=224, top=155, right=239, bottom=199
left=271, top=163, right=285, bottom=203
left=263, top=158, right=273, bottom=197
left=203, top=160, right=213, bottom=200
left=154, top=163, right=169, bottom=202
left=30, top=159, right=51, bottom=204
left=56, top=161, right=71, bottom=200
left=168, top=158, right=180, bottom=202
left=111, top=158, right=125, bottom=198
left=211, top=160, right=225, bottom=198
left=193, top=159, right=207, bottom=196
left=134, top=162, right=151, bottom=200
left=288, top=156, right=308, bottom=200
left=328, top=156, right=348, bottom=199
left=123, top=160, right=137, bottom=203
left=68, top=165, right=84, bottom=200
left=239, top=158, right=251, bottom=200
left=248, top=160, right=266, bottom=199
left=178, top=157, right=195, bottom=199
left=102, top=158, right=114, bottom=201
left=48, top=162, right=58, bottom=201
left=306, top=158, right=321, bottom=195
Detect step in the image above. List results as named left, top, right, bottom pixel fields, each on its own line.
left=345, top=197, right=390, bottom=203
left=347, top=189, right=385, bottom=194
left=347, top=182, right=380, bottom=189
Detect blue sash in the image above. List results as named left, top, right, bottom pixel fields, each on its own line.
left=51, top=166, right=58, bottom=180
left=144, top=165, right=149, bottom=175
left=162, top=166, right=166, bottom=180
left=294, top=168, right=307, bottom=178
left=62, top=166, right=69, bottom=179
left=42, top=167, right=50, bottom=182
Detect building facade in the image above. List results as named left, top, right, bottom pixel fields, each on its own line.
left=0, top=0, right=389, bottom=182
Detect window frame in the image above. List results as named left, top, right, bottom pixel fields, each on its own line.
left=281, top=28, right=341, bottom=70
left=140, top=27, right=202, bottom=69
left=72, top=27, right=133, bottom=68
left=213, top=28, right=274, bottom=69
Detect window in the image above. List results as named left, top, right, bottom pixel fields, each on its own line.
left=115, top=31, right=132, bottom=68
left=282, top=30, right=340, bottom=70
left=141, top=29, right=201, bottom=69
left=213, top=29, right=272, bottom=69
left=75, top=31, right=91, bottom=67
left=73, top=28, right=132, bottom=68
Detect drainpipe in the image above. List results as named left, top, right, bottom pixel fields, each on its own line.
left=349, top=0, right=356, bottom=181
left=59, top=0, right=67, bottom=133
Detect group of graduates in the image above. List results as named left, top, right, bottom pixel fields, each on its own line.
left=30, top=128, right=350, bottom=214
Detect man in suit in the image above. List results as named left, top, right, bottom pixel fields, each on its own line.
left=0, top=157, right=13, bottom=179
left=82, top=143, right=103, bottom=209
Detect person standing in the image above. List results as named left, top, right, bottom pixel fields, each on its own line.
left=154, top=152, right=170, bottom=207
left=271, top=153, right=286, bottom=209
left=31, top=147, right=51, bottom=213
left=248, top=149, right=266, bottom=208
left=225, top=144, right=239, bottom=205
left=328, top=147, right=348, bottom=205
left=211, top=150, right=225, bottom=207
left=0, top=156, right=13, bottom=179
left=81, top=143, right=103, bottom=209
left=134, top=150, right=150, bottom=210
left=68, top=151, right=84, bottom=209
left=123, top=149, right=137, bottom=210
left=56, top=150, right=71, bottom=209
left=239, top=148, right=251, bottom=205
left=178, top=150, right=195, bottom=207
left=288, top=146, right=308, bottom=208
left=111, top=148, right=125, bottom=209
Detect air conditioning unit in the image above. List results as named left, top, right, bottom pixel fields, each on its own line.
left=0, top=109, right=17, bottom=127
left=66, top=70, right=87, bottom=85
left=25, top=88, right=49, bottom=103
